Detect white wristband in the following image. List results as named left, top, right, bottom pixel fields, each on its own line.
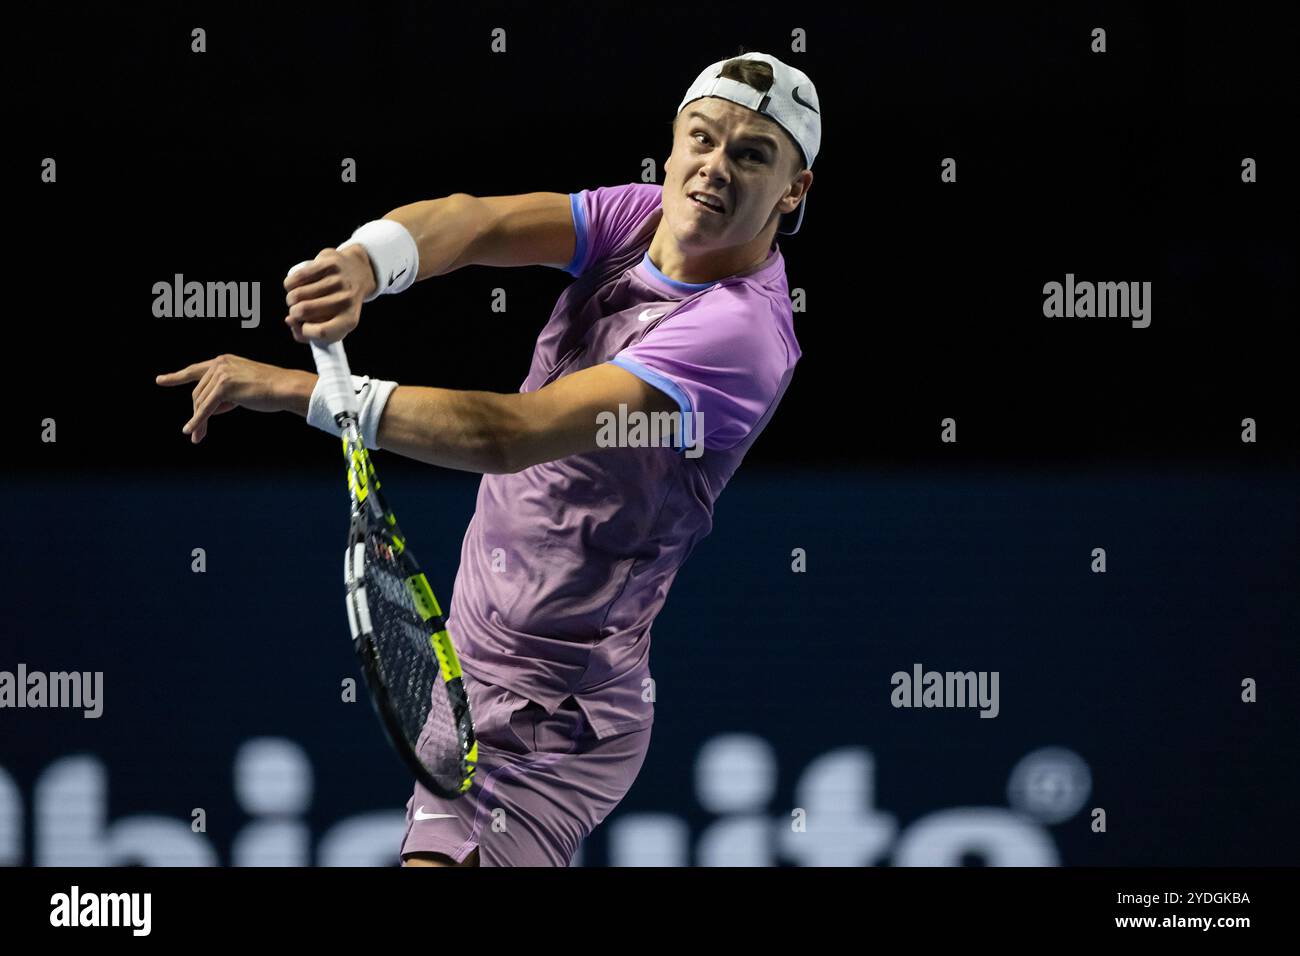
left=306, top=373, right=399, bottom=450
left=338, top=219, right=419, bottom=302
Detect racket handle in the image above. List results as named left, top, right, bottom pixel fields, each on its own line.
left=309, top=340, right=360, bottom=423
left=288, top=259, right=361, bottom=423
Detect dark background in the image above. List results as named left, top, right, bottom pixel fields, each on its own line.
left=3, top=2, right=1296, bottom=866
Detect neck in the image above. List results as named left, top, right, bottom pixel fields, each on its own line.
left=647, top=216, right=777, bottom=285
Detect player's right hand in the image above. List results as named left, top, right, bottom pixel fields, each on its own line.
left=282, top=246, right=376, bottom=344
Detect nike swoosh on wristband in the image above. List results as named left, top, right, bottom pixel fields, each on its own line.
left=637, top=309, right=667, bottom=322
left=414, top=806, right=457, bottom=820
left=387, top=267, right=407, bottom=287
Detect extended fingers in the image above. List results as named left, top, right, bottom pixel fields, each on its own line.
left=188, top=366, right=218, bottom=420
left=155, top=360, right=212, bottom=386
left=184, top=367, right=228, bottom=442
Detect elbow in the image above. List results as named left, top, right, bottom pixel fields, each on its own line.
left=493, top=431, right=537, bottom=476
left=491, top=455, right=528, bottom=476
left=482, top=442, right=522, bottom=476
left=482, top=397, right=534, bottom=475
left=463, top=425, right=515, bottom=475
left=487, top=443, right=532, bottom=476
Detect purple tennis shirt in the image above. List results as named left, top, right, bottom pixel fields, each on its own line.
left=445, top=182, right=801, bottom=739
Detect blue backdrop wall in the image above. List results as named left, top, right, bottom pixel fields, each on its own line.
left=2, top=465, right=1295, bottom=866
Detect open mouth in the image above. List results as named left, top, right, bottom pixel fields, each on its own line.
left=688, top=192, right=725, bottom=215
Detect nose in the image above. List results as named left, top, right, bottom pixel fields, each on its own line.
left=697, top=146, right=733, bottom=186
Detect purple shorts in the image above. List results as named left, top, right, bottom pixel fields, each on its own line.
left=399, top=670, right=651, bottom=866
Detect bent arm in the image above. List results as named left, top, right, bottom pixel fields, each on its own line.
left=282, top=362, right=677, bottom=474
left=382, top=191, right=577, bottom=280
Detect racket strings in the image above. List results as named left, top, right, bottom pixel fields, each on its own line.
left=362, top=533, right=463, bottom=792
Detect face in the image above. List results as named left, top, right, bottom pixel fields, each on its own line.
left=663, top=97, right=808, bottom=252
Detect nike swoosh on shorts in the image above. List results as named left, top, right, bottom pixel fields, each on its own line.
left=413, top=806, right=457, bottom=820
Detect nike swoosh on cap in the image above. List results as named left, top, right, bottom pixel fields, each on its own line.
left=791, top=85, right=819, bottom=113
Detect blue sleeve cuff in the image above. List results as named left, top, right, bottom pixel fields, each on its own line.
left=562, top=192, right=589, bottom=276
left=608, top=357, right=698, bottom=454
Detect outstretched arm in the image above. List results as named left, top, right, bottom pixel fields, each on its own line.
left=157, top=356, right=677, bottom=474
left=359, top=362, right=676, bottom=474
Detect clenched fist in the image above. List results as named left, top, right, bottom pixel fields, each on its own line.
left=283, top=246, right=377, bottom=344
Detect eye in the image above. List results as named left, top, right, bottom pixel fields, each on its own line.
left=696, top=133, right=764, bottom=163
left=692, top=132, right=710, bottom=145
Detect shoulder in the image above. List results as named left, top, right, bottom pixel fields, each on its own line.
left=673, top=278, right=799, bottom=370
left=567, top=184, right=664, bottom=276
left=576, top=182, right=662, bottom=218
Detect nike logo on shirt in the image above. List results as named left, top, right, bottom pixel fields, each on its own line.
left=637, top=309, right=667, bottom=322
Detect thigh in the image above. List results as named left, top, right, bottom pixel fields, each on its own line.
left=472, top=696, right=652, bottom=866
left=402, top=848, right=480, bottom=867
left=399, top=671, right=529, bottom=865
left=399, top=679, right=651, bottom=867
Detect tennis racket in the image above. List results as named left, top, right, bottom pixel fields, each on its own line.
left=308, top=335, right=477, bottom=799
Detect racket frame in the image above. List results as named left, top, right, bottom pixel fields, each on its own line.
left=311, top=339, right=477, bottom=800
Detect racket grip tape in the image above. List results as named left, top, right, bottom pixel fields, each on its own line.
left=287, top=260, right=361, bottom=424
left=309, top=340, right=360, bottom=424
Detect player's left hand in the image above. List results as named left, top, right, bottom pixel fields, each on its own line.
left=155, top=354, right=308, bottom=444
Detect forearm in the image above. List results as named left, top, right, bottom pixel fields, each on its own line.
left=382, top=193, right=490, bottom=280
left=278, top=370, right=520, bottom=474
left=372, top=385, right=522, bottom=473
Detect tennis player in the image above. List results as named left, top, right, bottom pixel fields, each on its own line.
left=157, top=51, right=818, bottom=866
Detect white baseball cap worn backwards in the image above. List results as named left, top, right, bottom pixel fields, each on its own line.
left=676, top=51, right=821, bottom=235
